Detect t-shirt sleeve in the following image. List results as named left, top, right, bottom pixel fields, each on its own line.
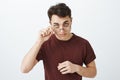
left=36, top=44, right=44, bottom=61
left=84, top=41, right=96, bottom=65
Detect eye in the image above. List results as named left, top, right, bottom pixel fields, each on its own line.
left=53, top=24, right=59, bottom=28
left=63, top=23, right=69, bottom=27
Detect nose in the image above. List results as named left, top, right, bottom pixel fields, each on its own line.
left=59, top=26, right=64, bottom=32
left=59, top=25, right=64, bottom=29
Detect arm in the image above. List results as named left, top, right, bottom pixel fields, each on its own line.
left=20, top=40, right=44, bottom=73
left=75, top=61, right=97, bottom=78
left=58, top=60, right=97, bottom=78
left=21, top=27, right=53, bottom=73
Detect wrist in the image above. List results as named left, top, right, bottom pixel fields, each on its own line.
left=36, top=39, right=44, bottom=45
left=74, top=64, right=81, bottom=73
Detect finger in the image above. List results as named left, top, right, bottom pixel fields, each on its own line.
left=41, top=28, right=51, bottom=37
left=58, top=61, right=69, bottom=70
left=40, top=31, right=45, bottom=37
left=48, top=26, right=55, bottom=34
left=61, top=61, right=70, bottom=64
left=50, top=26, right=55, bottom=34
left=61, top=69, right=70, bottom=74
left=58, top=63, right=67, bottom=70
left=60, top=67, right=68, bottom=73
left=45, top=30, right=49, bottom=36
left=45, top=27, right=53, bottom=35
left=41, top=30, right=47, bottom=37
left=58, top=61, right=69, bottom=67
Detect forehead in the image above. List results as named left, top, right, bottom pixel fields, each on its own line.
left=51, top=15, right=71, bottom=23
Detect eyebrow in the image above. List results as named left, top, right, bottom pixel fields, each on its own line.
left=53, top=20, right=69, bottom=24
left=64, top=20, right=69, bottom=23
left=53, top=23, right=59, bottom=25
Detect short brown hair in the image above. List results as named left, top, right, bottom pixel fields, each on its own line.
left=48, top=3, right=71, bottom=20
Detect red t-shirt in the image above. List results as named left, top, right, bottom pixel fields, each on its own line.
left=36, top=33, right=96, bottom=80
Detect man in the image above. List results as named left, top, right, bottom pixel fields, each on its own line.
left=21, top=3, right=97, bottom=80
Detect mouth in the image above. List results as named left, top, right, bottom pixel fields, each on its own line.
left=59, top=33, right=66, bottom=36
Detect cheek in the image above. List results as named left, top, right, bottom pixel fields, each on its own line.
left=53, top=27, right=71, bottom=34
left=53, top=29, right=58, bottom=34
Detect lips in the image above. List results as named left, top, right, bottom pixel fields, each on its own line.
left=59, top=33, right=66, bottom=36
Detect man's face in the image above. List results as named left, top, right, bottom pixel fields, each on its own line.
left=50, top=15, right=72, bottom=40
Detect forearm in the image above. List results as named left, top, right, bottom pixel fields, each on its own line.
left=21, top=40, right=43, bottom=73
left=75, top=64, right=97, bottom=78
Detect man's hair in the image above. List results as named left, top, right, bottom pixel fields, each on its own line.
left=48, top=3, right=71, bottom=20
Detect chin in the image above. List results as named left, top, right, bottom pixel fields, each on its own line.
left=55, top=33, right=70, bottom=40
left=59, top=36, right=69, bottom=41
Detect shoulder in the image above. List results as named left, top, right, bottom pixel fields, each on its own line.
left=73, top=33, right=89, bottom=45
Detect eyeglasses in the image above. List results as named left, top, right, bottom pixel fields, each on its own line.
left=53, top=23, right=70, bottom=29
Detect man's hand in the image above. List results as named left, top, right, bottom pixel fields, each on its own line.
left=38, top=26, right=54, bottom=43
left=57, top=61, right=78, bottom=74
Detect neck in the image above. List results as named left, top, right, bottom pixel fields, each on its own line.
left=55, top=33, right=73, bottom=41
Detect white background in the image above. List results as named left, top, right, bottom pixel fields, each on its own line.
left=0, top=0, right=120, bottom=80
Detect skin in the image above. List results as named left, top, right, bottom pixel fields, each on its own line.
left=50, top=15, right=73, bottom=41
left=21, top=15, right=97, bottom=78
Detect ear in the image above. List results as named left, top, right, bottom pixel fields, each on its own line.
left=49, top=21, right=53, bottom=30
left=70, top=17, right=72, bottom=22
left=49, top=21, right=52, bottom=25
